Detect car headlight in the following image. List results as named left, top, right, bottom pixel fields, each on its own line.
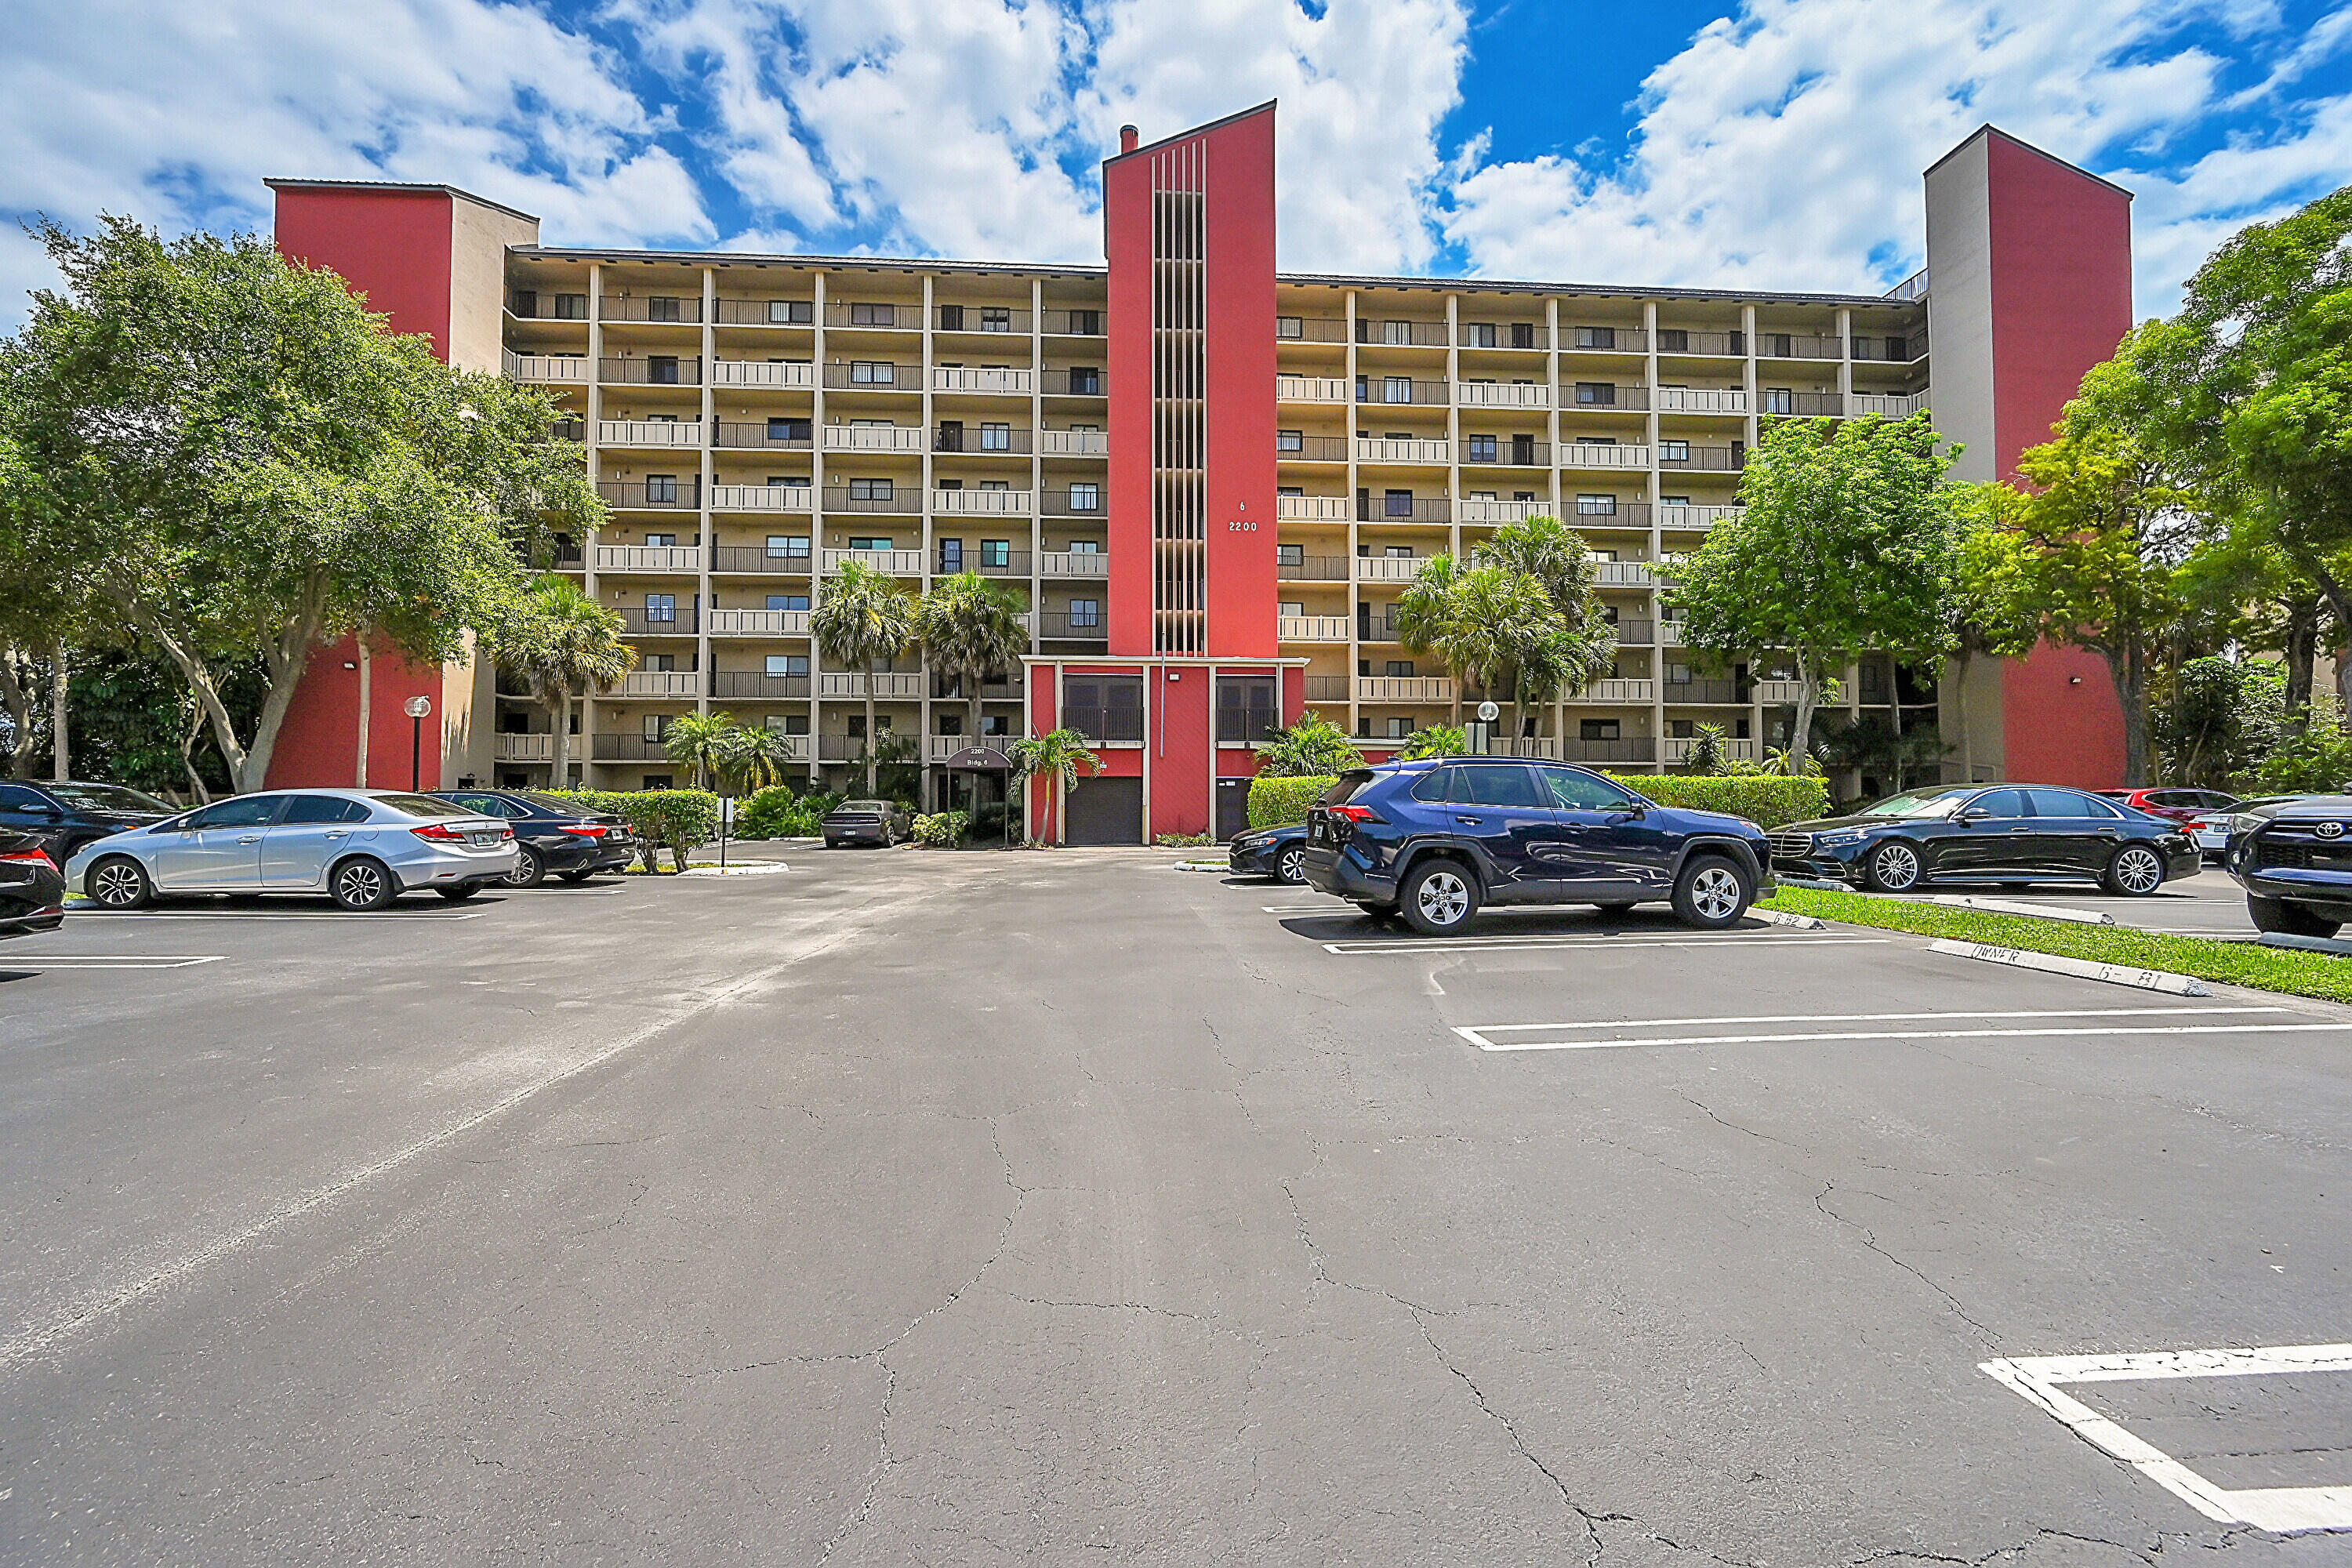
left=2229, top=813, right=2267, bottom=837
left=1814, top=828, right=1870, bottom=846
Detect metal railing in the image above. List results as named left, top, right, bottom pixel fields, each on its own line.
left=936, top=550, right=1031, bottom=577
left=823, top=363, right=916, bottom=390
left=598, top=357, right=702, bottom=385
left=714, top=422, right=813, bottom=450
left=1304, top=675, right=1351, bottom=702
left=599, top=296, right=702, bottom=324
left=933, top=426, right=1033, bottom=455
left=824, top=303, right=915, bottom=328
left=1850, top=391, right=1927, bottom=418
left=1062, top=707, right=1145, bottom=742
left=1664, top=735, right=1758, bottom=764
left=1277, top=555, right=1352, bottom=582
left=1358, top=496, right=1451, bottom=524
left=1356, top=378, right=1451, bottom=406
left=1568, top=503, right=1652, bottom=528
left=1658, top=445, right=1745, bottom=471
left=1608, top=619, right=1656, bottom=645
left=1457, top=323, right=1548, bottom=350
left=1565, top=385, right=1650, bottom=412
left=710, top=672, right=811, bottom=699
left=1039, top=488, right=1105, bottom=517
left=1654, top=329, right=1744, bottom=357
left=1275, top=316, right=1351, bottom=343
left=711, top=545, right=811, bottom=572
left=1760, top=393, right=1843, bottom=417
left=1040, top=368, right=1105, bottom=397
left=1663, top=679, right=1743, bottom=704
left=1755, top=334, right=1844, bottom=360
left=615, top=606, right=697, bottom=635
left=710, top=484, right=814, bottom=514
left=592, top=735, right=677, bottom=760
left=1041, top=309, right=1105, bottom=336
left=712, top=299, right=815, bottom=327
left=818, top=670, right=924, bottom=699
left=1850, top=332, right=1929, bottom=362
left=1459, top=439, right=1550, bottom=467
left=1357, top=320, right=1450, bottom=347
left=1885, top=268, right=1930, bottom=303
left=1564, top=327, right=1649, bottom=353
left=935, top=305, right=1032, bottom=334
left=818, top=488, right=920, bottom=514
left=597, top=481, right=700, bottom=511
left=1037, top=612, right=1109, bottom=640
left=1278, top=435, right=1351, bottom=462
left=1559, top=737, right=1657, bottom=764
left=932, top=675, right=1025, bottom=700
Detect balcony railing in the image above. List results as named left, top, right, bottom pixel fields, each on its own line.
left=1277, top=495, right=1352, bottom=522
left=1592, top=561, right=1657, bottom=588
left=1659, top=621, right=1688, bottom=647
left=1040, top=550, right=1109, bottom=577
left=712, top=299, right=815, bottom=328
left=939, top=550, right=1032, bottom=577
left=824, top=363, right=917, bottom=390
left=1278, top=615, right=1351, bottom=643
left=1851, top=391, right=1928, bottom=418
left=1760, top=393, right=1844, bottom=417
left=1850, top=331, right=1929, bottom=362
left=1356, top=379, right=1450, bottom=406
left=599, top=358, right=702, bottom=386
left=1039, top=368, right=1105, bottom=397
left=821, top=546, right=924, bottom=575
left=1583, top=678, right=1653, bottom=704
left=1654, top=330, right=1744, bottom=357
left=617, top=670, right=702, bottom=699
left=1276, top=375, right=1350, bottom=403
left=933, top=488, right=1033, bottom=516
left=935, top=306, right=1032, bottom=334
left=932, top=675, right=1025, bottom=700
left=1460, top=440, right=1551, bottom=467
left=818, top=670, right=924, bottom=699
left=1658, top=445, right=1746, bottom=471
left=708, top=608, right=811, bottom=637
left=505, top=351, right=590, bottom=383
left=1037, top=612, right=1108, bottom=640
left=1753, top=680, right=1807, bottom=706
left=1608, top=619, right=1656, bottom=645
left=1457, top=381, right=1551, bottom=408
left=1062, top=707, right=1145, bottom=742
left=1457, top=323, right=1548, bottom=350
left=1276, top=316, right=1351, bottom=343
left=1559, top=737, right=1657, bottom=764
left=1357, top=676, right=1453, bottom=703
left=1359, top=496, right=1450, bottom=524
left=1565, top=386, right=1650, bottom=412
left=710, top=484, right=814, bottom=514
left=822, top=424, right=924, bottom=452
left=1560, top=443, right=1650, bottom=469
left=1654, top=387, right=1747, bottom=415
left=934, top=427, right=1033, bottom=456
left=1355, top=557, right=1425, bottom=583
left=1568, top=503, right=1652, bottom=528
left=1356, top=320, right=1450, bottom=347
left=1756, top=333, right=1844, bottom=361
left=493, top=733, right=557, bottom=763
left=1664, top=679, right=1743, bottom=705
left=1041, top=309, right=1106, bottom=336
left=1356, top=437, right=1450, bottom=466
left=710, top=671, right=811, bottom=699
left=615, top=606, right=696, bottom=635
left=819, top=488, right=919, bottom=514
left=1279, top=435, right=1351, bottom=462
left=1563, top=327, right=1650, bottom=354
left=709, top=358, right=815, bottom=390
left=600, top=419, right=702, bottom=448
left=712, top=545, right=811, bottom=573
left=714, top=421, right=813, bottom=450
left=1664, top=735, right=1757, bottom=764
left=592, top=734, right=677, bottom=760
left=823, top=303, right=916, bottom=329
left=1277, top=555, right=1352, bottom=582
left=594, top=543, right=702, bottom=572
left=1660, top=504, right=1742, bottom=530
left=600, top=296, right=703, bottom=324
left=1038, top=428, right=1109, bottom=457
left=1458, top=497, right=1552, bottom=525
left=1039, top=488, right=1105, bottom=517
left=933, top=366, right=1035, bottom=396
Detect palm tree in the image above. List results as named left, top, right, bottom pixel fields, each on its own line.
left=1395, top=553, right=1467, bottom=725
left=1008, top=727, right=1102, bottom=846
left=1475, top=515, right=1619, bottom=749
left=662, top=710, right=738, bottom=791
left=1439, top=567, right=1559, bottom=753
left=917, top=571, right=1028, bottom=769
left=812, top=558, right=918, bottom=796
left=500, top=574, right=637, bottom=788
left=722, top=723, right=794, bottom=793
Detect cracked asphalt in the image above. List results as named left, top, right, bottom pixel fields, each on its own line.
left=5, top=848, right=2352, bottom=1564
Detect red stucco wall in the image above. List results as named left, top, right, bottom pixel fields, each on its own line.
left=267, top=640, right=449, bottom=791
left=1102, top=140, right=1156, bottom=659
left=1152, top=668, right=1211, bottom=836
left=1200, top=107, right=1279, bottom=659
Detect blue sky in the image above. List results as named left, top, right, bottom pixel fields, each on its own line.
left=3, top=0, right=2349, bottom=325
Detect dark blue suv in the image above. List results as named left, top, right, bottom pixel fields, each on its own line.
left=1301, top=757, right=1774, bottom=935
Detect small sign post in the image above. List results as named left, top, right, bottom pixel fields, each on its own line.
left=402, top=695, right=433, bottom=791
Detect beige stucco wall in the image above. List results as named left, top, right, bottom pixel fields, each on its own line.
left=447, top=197, right=539, bottom=374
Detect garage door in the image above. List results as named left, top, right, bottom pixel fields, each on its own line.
left=1065, top=777, right=1143, bottom=845
left=1216, top=778, right=1251, bottom=842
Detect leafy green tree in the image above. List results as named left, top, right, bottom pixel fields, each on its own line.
left=0, top=217, right=600, bottom=791
left=1665, top=412, right=1963, bottom=760
left=720, top=723, right=795, bottom=794
left=2252, top=695, right=2352, bottom=793
left=811, top=557, right=918, bottom=796
left=662, top=711, right=739, bottom=792
left=1394, top=552, right=1467, bottom=724
left=1257, top=713, right=1364, bottom=776
left=1475, top=514, right=1620, bottom=744
left=2155, top=656, right=2283, bottom=788
left=1009, top=727, right=1102, bottom=846
left=492, top=574, right=636, bottom=787
left=1396, top=724, right=1467, bottom=760
left=917, top=571, right=1027, bottom=761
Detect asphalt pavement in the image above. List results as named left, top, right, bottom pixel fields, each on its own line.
left=5, top=849, right=2352, bottom=1563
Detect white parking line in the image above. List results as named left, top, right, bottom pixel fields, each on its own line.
left=1456, top=1005, right=2284, bottom=1051
left=1983, top=1345, right=2352, bottom=1534
left=3, top=955, right=225, bottom=971
left=70, top=909, right=488, bottom=921
left=1457, top=1012, right=2343, bottom=1053
left=1324, top=935, right=1888, bottom=956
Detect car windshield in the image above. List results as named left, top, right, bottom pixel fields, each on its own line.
left=840, top=800, right=891, bottom=813
left=45, top=782, right=173, bottom=813
left=369, top=793, right=473, bottom=818
left=519, top=791, right=586, bottom=813
left=1852, top=789, right=1973, bottom=819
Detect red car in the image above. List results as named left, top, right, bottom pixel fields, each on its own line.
left=2097, top=787, right=2241, bottom=826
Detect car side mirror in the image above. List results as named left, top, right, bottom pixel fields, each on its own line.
left=1959, top=808, right=1992, bottom=822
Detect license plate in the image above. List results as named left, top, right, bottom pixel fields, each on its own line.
left=470, top=833, right=497, bottom=848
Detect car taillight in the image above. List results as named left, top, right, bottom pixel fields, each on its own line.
left=1326, top=804, right=1380, bottom=824
left=560, top=824, right=608, bottom=838
left=410, top=822, right=466, bottom=842
left=1, top=846, right=56, bottom=870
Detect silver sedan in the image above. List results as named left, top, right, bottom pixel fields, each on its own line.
left=66, top=789, right=518, bottom=912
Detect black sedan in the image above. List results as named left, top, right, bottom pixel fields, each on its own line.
left=1, top=828, right=67, bottom=940
left=1769, top=783, right=2200, bottom=895
left=0, top=779, right=176, bottom=860
left=428, top=789, right=637, bottom=885
left=822, top=800, right=913, bottom=848
left=1229, top=822, right=1310, bottom=884
left=2225, top=794, right=2352, bottom=936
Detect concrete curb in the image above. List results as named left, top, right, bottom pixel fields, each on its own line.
left=1172, top=861, right=1229, bottom=873
left=1926, top=895, right=2114, bottom=925
left=1926, top=938, right=2209, bottom=996
left=2257, top=932, right=2352, bottom=957
left=1751, top=908, right=1828, bottom=931
left=680, top=862, right=789, bottom=877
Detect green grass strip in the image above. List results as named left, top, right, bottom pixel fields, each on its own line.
left=1760, top=885, right=2352, bottom=1005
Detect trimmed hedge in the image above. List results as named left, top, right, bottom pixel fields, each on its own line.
left=1603, top=774, right=1828, bottom=829
left=543, top=788, right=721, bottom=871
left=1248, top=773, right=1337, bottom=828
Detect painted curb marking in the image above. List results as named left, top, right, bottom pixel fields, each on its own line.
left=1926, top=938, right=2210, bottom=996
left=1928, top=895, right=2114, bottom=924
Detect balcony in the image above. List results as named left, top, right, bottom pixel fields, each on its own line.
left=615, top=606, right=696, bottom=636
left=709, top=608, right=811, bottom=637
left=600, top=419, right=702, bottom=449
left=1278, top=615, right=1351, bottom=643
left=1358, top=676, right=1453, bottom=703
left=595, top=544, right=702, bottom=572
left=1659, top=621, right=1687, bottom=648
left=932, top=675, right=1025, bottom=701
left=710, top=483, right=814, bottom=514
left=821, top=424, right=924, bottom=453
left=1457, top=381, right=1551, bottom=408
left=1560, top=443, right=1650, bottom=470
left=715, top=421, right=813, bottom=451
left=1355, top=557, right=1425, bottom=583
left=1664, top=679, right=1742, bottom=705
left=1036, top=612, right=1108, bottom=641
left=1756, top=333, right=1844, bottom=361
left=1654, top=387, right=1747, bottom=415
left=934, top=427, right=1033, bottom=456
left=1851, top=331, right=1929, bottom=362
left=1040, top=489, right=1105, bottom=518
left=1279, top=435, right=1350, bottom=463
left=933, top=366, right=1035, bottom=396
left=1664, top=735, right=1758, bottom=764
left=821, top=547, right=924, bottom=575
left=1458, top=497, right=1552, bottom=525
left=1565, top=386, right=1650, bottom=412
left=819, top=488, right=918, bottom=515
left=592, top=734, right=675, bottom=760
left=1460, top=439, right=1550, bottom=468
left=504, top=351, right=590, bottom=383
left=818, top=670, right=924, bottom=699
left=710, top=671, right=812, bottom=699
left=1654, top=330, right=1744, bottom=357
left=1038, top=429, right=1109, bottom=457
left=1359, top=496, right=1450, bottom=524
left=1276, top=375, right=1349, bottom=403
left=1039, top=368, right=1105, bottom=397
left=824, top=302, right=916, bottom=329
left=1563, top=327, right=1650, bottom=354
left=1608, top=619, right=1656, bottom=646
left=823, top=363, right=917, bottom=391
left=1062, top=707, right=1145, bottom=743
left=1482, top=737, right=1562, bottom=759
left=712, top=545, right=811, bottom=573
left=1356, top=437, right=1450, bottom=466
left=943, top=550, right=1032, bottom=577
left=712, top=299, right=814, bottom=328
left=599, top=358, right=702, bottom=386
left=933, top=488, right=1033, bottom=516
left=600, top=296, right=703, bottom=325
left=1568, top=504, right=1652, bottom=529
left=1356, top=320, right=1450, bottom=348
left=816, top=734, right=883, bottom=763
left=1583, top=678, right=1654, bottom=703
left=1040, top=550, right=1109, bottom=577
left=616, top=670, right=702, bottom=699
left=1276, top=315, right=1352, bottom=343
left=1852, top=391, right=1928, bottom=418
left=935, top=305, right=1033, bottom=335
left=1277, top=554, right=1352, bottom=582
left=1592, top=560, right=1657, bottom=588
left=711, top=359, right=815, bottom=390
left=1559, top=737, right=1657, bottom=764
left=1041, top=309, right=1106, bottom=336
left=1660, top=504, right=1742, bottom=530
left=1277, top=495, right=1352, bottom=522
left=1356, top=378, right=1450, bottom=407
left=1658, top=445, right=1745, bottom=472
left=492, top=733, right=556, bottom=763
left=1753, top=680, right=1807, bottom=706
left=1761, top=393, right=1844, bottom=417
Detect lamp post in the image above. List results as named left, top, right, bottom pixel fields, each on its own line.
left=404, top=695, right=433, bottom=791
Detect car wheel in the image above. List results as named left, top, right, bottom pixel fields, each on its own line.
left=1276, top=845, right=1308, bottom=885
left=2247, top=894, right=2341, bottom=938
left=1671, top=854, right=1752, bottom=929
left=506, top=845, right=546, bottom=887
left=329, top=856, right=397, bottom=912
left=1399, top=860, right=1479, bottom=937
left=85, top=855, right=152, bottom=910
left=2102, top=844, right=2165, bottom=897
left=1865, top=840, right=1924, bottom=894
left=436, top=882, right=481, bottom=902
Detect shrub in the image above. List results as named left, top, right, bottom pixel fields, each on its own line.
left=735, top=785, right=802, bottom=840
left=912, top=810, right=970, bottom=848
left=2251, top=702, right=2352, bottom=793
left=1154, top=831, right=1214, bottom=848
left=1602, top=773, right=1829, bottom=829
left=1249, top=772, right=1338, bottom=827
left=1257, top=715, right=1364, bottom=777
left=544, top=787, right=721, bottom=870
left=1396, top=724, right=1468, bottom=760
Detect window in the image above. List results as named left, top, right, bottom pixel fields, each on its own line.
left=978, top=479, right=1010, bottom=492
left=778, top=714, right=810, bottom=735
left=1068, top=599, right=1102, bottom=628
left=1276, top=315, right=1304, bottom=339
left=1464, top=764, right=1545, bottom=808
left=1410, top=768, right=1461, bottom=803
left=1385, top=376, right=1412, bottom=404
left=765, top=594, right=810, bottom=612
left=1764, top=332, right=1792, bottom=358
left=647, top=296, right=683, bottom=323
left=938, top=539, right=964, bottom=572
left=1065, top=309, right=1102, bottom=336
left=764, top=535, right=810, bottom=559
left=848, top=535, right=895, bottom=550
left=1969, top=789, right=2030, bottom=818
left=1666, top=663, right=1693, bottom=685
left=936, top=478, right=963, bottom=491
left=280, top=795, right=372, bottom=826
left=1069, top=482, right=1100, bottom=511
left=1574, top=325, right=1616, bottom=350
left=1660, top=440, right=1691, bottom=462
left=1385, top=660, right=1414, bottom=677
left=1511, top=321, right=1537, bottom=350
left=1385, top=489, right=1414, bottom=518
left=1384, top=545, right=1414, bottom=558
left=979, top=422, right=1011, bottom=452
left=767, top=416, right=810, bottom=441
left=2027, top=787, right=2111, bottom=818
left=1279, top=601, right=1306, bottom=617
left=1662, top=494, right=1691, bottom=506
left=1763, top=387, right=1794, bottom=415
left=642, top=652, right=677, bottom=673
left=642, top=714, right=673, bottom=742
left=648, top=355, right=681, bottom=384
left=1576, top=494, right=1617, bottom=515
left=554, top=292, right=587, bottom=320
left=845, top=714, right=894, bottom=738
left=644, top=593, right=677, bottom=623
left=1657, top=328, right=1688, bottom=353
left=980, top=539, right=1012, bottom=568
left=1064, top=675, right=1144, bottom=741
left=1277, top=543, right=1303, bottom=567
left=644, top=532, right=677, bottom=547
left=645, top=475, right=679, bottom=503
left=849, top=302, right=895, bottom=326
left=849, top=361, right=895, bottom=386
left=642, top=775, right=673, bottom=789
left=980, top=307, right=1012, bottom=332
left=1215, top=676, right=1279, bottom=743
left=1575, top=383, right=1617, bottom=405
left=1466, top=434, right=1498, bottom=463
left=768, top=299, right=812, bottom=325
left=1386, top=717, right=1413, bottom=739
left=848, top=477, right=894, bottom=501
left=1541, top=768, right=1639, bottom=811
left=1276, top=429, right=1304, bottom=452
left=937, top=714, right=965, bottom=736
left=1580, top=720, right=1621, bottom=741
left=764, top=655, right=809, bottom=677
left=1063, top=365, right=1102, bottom=394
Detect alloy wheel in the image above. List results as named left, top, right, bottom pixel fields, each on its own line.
left=506, top=848, right=540, bottom=887
left=335, top=862, right=385, bottom=908
left=2114, top=846, right=2163, bottom=895
left=1277, top=847, right=1306, bottom=884
left=1690, top=865, right=1743, bottom=922
left=1416, top=869, right=1470, bottom=927
left=92, top=861, right=145, bottom=908
left=1871, top=842, right=1921, bottom=891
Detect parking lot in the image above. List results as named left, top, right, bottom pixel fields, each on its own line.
left=5, top=849, right=2352, bottom=1562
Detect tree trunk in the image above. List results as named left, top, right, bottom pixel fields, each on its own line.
left=864, top=675, right=879, bottom=797
left=0, top=651, right=34, bottom=779
left=1949, top=652, right=1973, bottom=786
left=178, top=697, right=213, bottom=806
left=355, top=636, right=372, bottom=786
left=2104, top=644, right=2152, bottom=786
left=1791, top=652, right=1818, bottom=782
left=2284, top=597, right=2318, bottom=725
left=49, top=640, right=68, bottom=782
left=550, top=690, right=573, bottom=787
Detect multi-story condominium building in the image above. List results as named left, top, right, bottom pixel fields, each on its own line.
left=263, top=104, right=2134, bottom=842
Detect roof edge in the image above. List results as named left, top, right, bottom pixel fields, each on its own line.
left=1921, top=125, right=2134, bottom=200
left=265, top=178, right=539, bottom=224
left=1103, top=100, right=1278, bottom=169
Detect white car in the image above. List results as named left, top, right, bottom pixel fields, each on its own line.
left=2188, top=795, right=2311, bottom=861
left=67, top=789, right=518, bottom=912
